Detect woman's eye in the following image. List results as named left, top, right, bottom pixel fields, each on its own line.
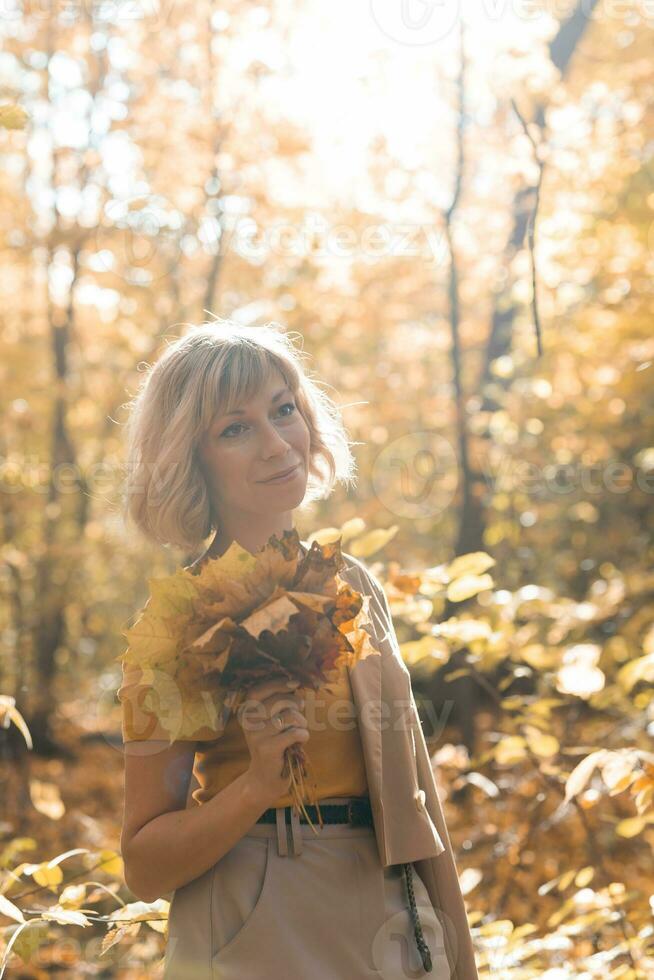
left=220, top=402, right=296, bottom=438
left=221, top=423, right=245, bottom=438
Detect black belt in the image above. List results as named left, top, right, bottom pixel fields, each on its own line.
left=257, top=797, right=373, bottom=827
left=256, top=797, right=433, bottom=973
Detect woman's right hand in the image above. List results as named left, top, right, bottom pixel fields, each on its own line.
left=237, top=679, right=309, bottom=808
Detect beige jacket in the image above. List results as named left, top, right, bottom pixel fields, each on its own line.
left=339, top=552, right=479, bottom=980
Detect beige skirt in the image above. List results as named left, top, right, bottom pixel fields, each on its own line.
left=162, top=796, right=447, bottom=979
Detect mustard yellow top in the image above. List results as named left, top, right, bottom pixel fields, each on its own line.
left=118, top=655, right=369, bottom=808
left=192, top=659, right=368, bottom=807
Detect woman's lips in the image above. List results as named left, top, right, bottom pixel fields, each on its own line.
left=260, top=462, right=301, bottom=483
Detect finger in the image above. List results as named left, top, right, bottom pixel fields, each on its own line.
left=247, top=679, right=300, bottom=701
left=238, top=690, right=300, bottom=720
left=279, top=726, right=310, bottom=746
left=269, top=708, right=307, bottom=732
left=262, top=692, right=305, bottom=715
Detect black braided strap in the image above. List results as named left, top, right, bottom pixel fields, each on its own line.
left=402, top=862, right=433, bottom=973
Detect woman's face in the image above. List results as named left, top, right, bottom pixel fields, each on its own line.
left=197, top=368, right=311, bottom=524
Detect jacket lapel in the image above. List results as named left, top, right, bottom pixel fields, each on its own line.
left=340, top=553, right=480, bottom=979
left=339, top=557, right=445, bottom=867
left=346, top=646, right=386, bottom=855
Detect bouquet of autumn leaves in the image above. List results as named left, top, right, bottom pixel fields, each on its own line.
left=119, top=529, right=377, bottom=830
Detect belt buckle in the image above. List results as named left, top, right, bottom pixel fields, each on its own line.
left=346, top=800, right=355, bottom=825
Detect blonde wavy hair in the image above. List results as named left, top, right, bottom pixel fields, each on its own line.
left=120, top=319, right=358, bottom=553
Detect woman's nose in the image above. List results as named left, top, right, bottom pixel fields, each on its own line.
left=260, top=424, right=292, bottom=455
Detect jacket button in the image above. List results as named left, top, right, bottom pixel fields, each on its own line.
left=415, top=789, right=426, bottom=811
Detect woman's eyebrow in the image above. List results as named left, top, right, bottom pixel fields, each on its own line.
left=220, top=387, right=292, bottom=419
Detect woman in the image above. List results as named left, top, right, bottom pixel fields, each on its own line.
left=117, top=319, right=479, bottom=979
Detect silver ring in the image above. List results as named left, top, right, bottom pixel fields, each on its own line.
left=272, top=711, right=285, bottom=730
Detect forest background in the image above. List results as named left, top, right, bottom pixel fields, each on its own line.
left=0, top=0, right=653, bottom=976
